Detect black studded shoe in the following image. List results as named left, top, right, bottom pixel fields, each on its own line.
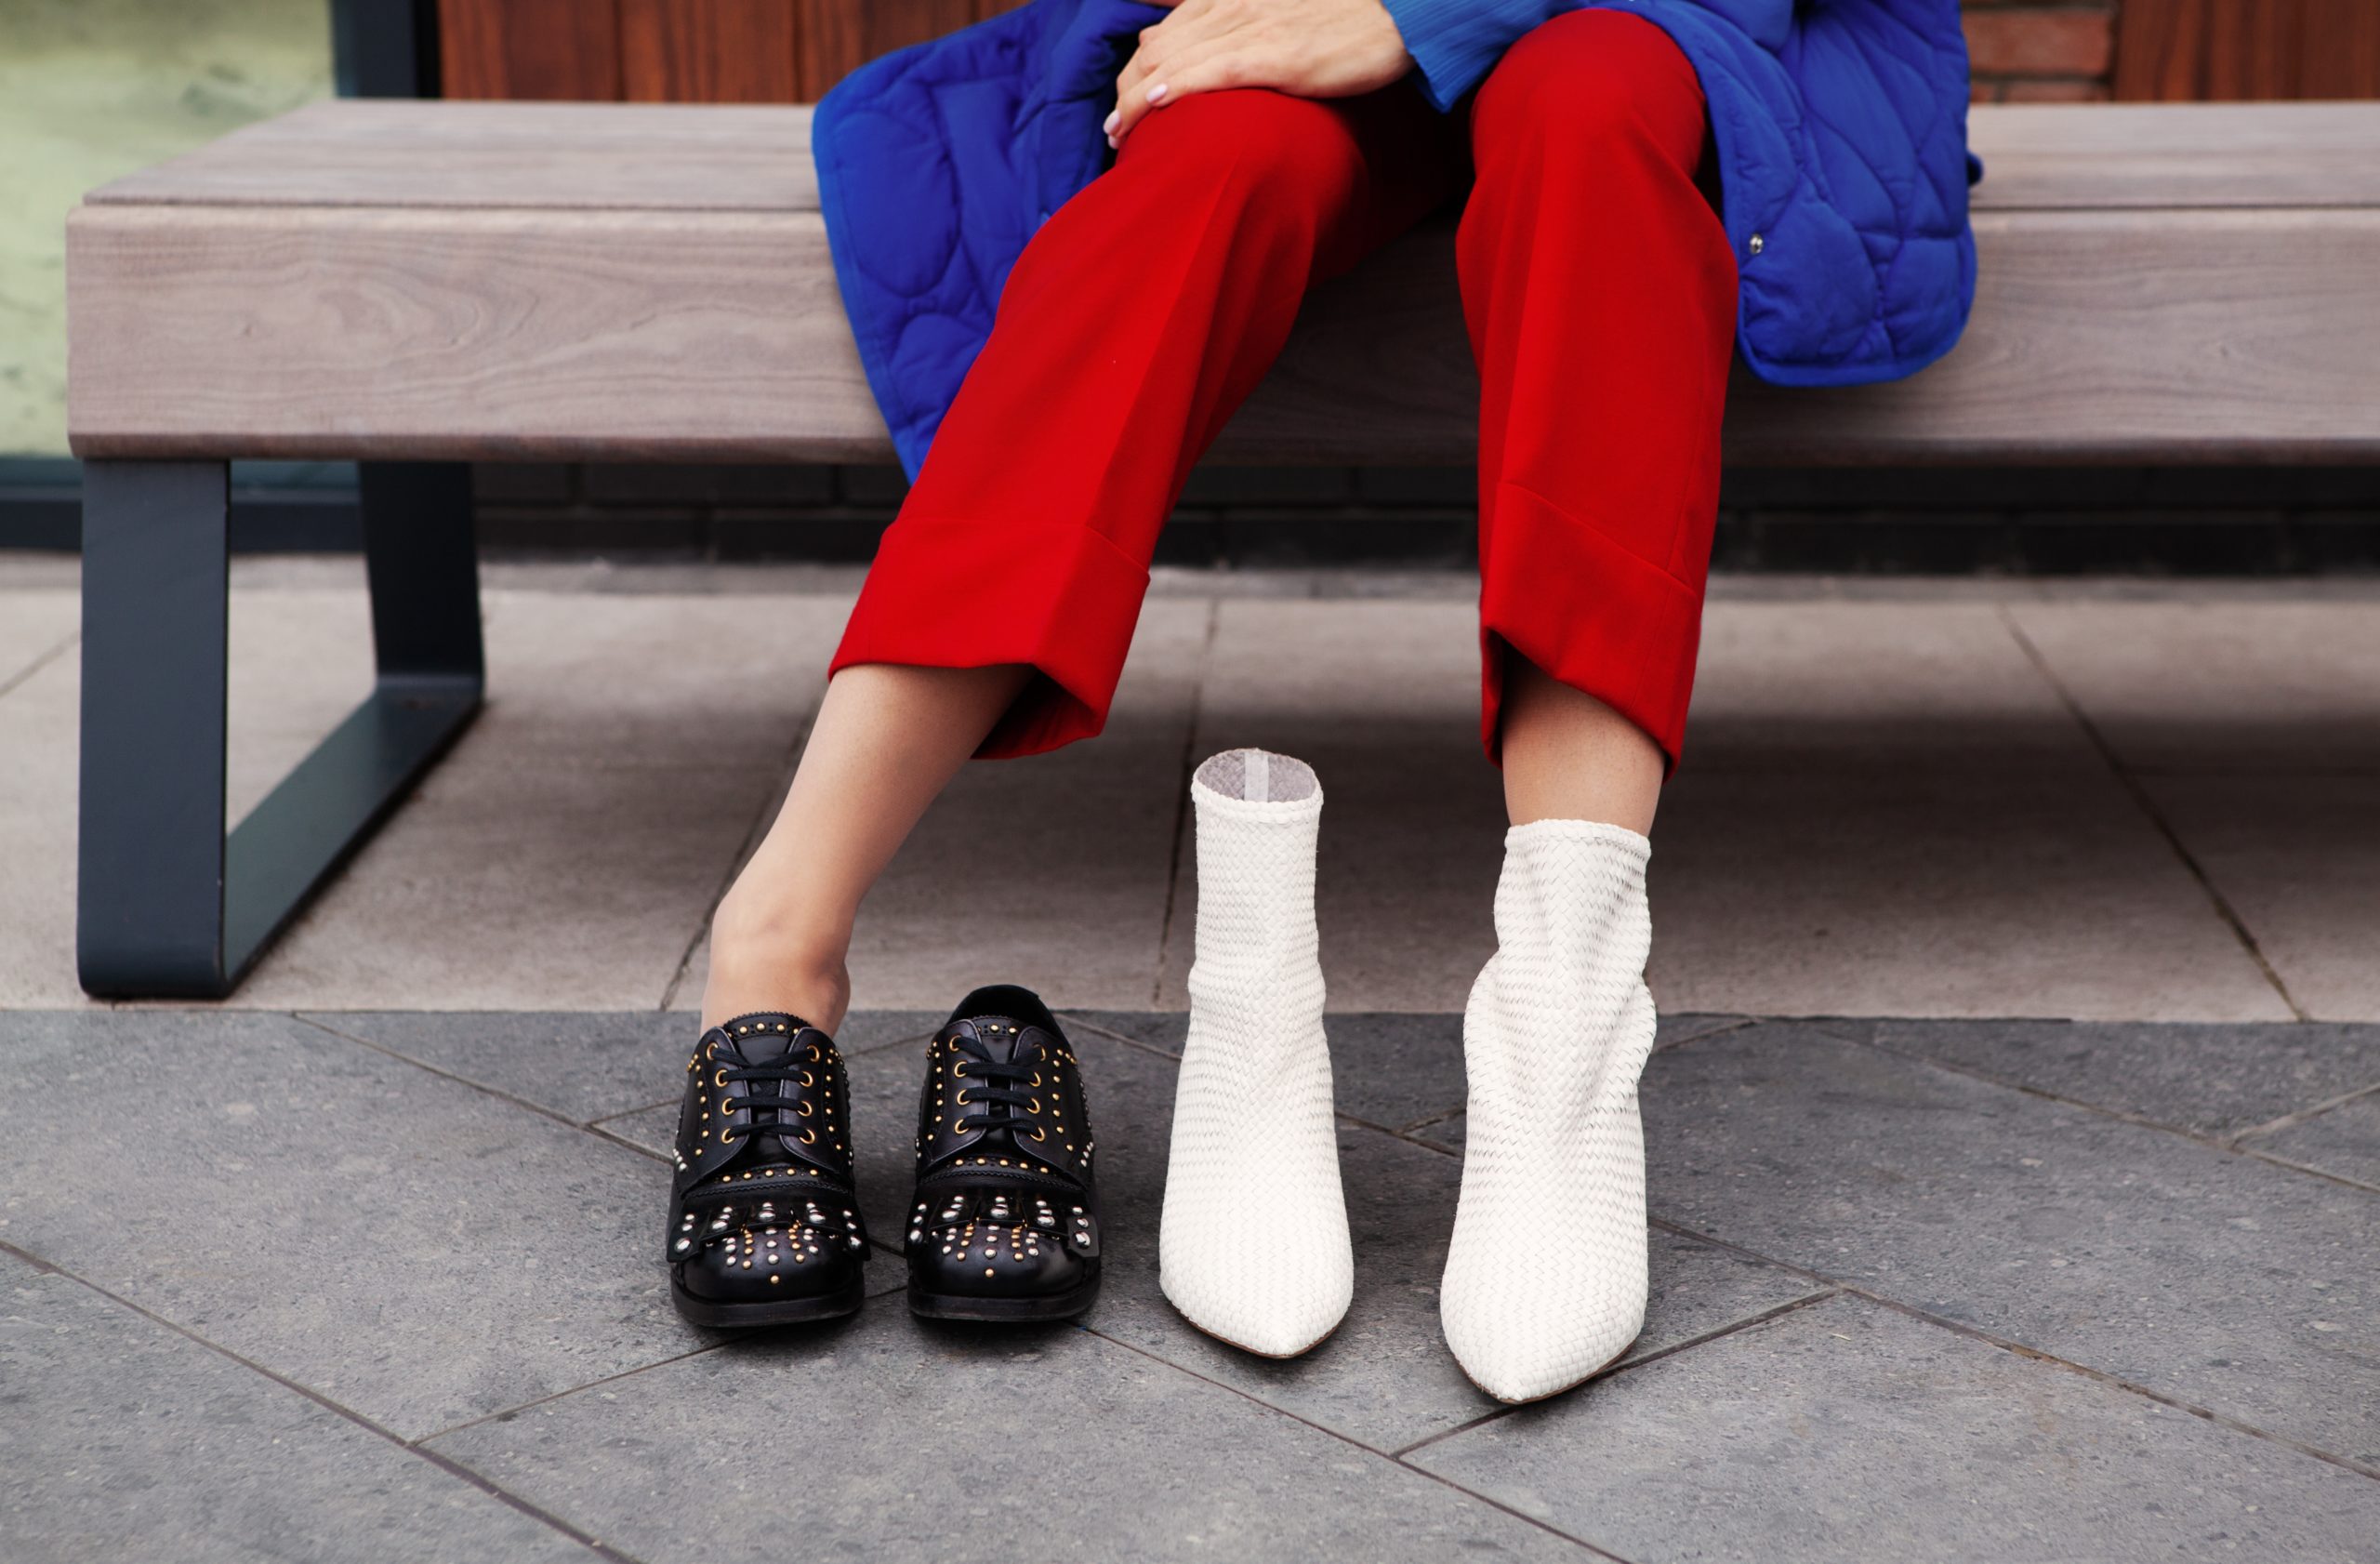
left=664, top=1012, right=870, bottom=1327
left=904, top=986, right=1102, bottom=1321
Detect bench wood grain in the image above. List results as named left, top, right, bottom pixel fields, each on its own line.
left=67, top=100, right=2380, bottom=466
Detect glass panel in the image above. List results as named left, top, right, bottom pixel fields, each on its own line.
left=0, top=0, right=333, bottom=457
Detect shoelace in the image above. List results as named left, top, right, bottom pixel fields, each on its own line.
left=950, top=1038, right=1043, bottom=1138
left=720, top=1059, right=821, bottom=1147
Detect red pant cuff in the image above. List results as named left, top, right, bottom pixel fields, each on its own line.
left=1477, top=481, right=1707, bottom=772
left=831, top=517, right=1151, bottom=759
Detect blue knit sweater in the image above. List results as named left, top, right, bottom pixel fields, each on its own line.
left=814, top=0, right=1979, bottom=476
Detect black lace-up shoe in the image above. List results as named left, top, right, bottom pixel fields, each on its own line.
left=664, top=1012, right=870, bottom=1327
left=904, top=986, right=1103, bottom=1321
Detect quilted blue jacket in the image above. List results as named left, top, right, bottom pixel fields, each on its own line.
left=814, top=0, right=1979, bottom=476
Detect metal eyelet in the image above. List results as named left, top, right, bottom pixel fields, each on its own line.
left=800, top=1127, right=817, bottom=1145
left=713, top=1068, right=728, bottom=1088
left=797, top=1101, right=813, bottom=1118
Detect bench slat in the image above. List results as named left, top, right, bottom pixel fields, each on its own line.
left=67, top=198, right=2380, bottom=466
left=84, top=100, right=2380, bottom=216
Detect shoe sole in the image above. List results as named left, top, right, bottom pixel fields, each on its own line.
left=1457, top=1335, right=1639, bottom=1406
left=908, top=1267, right=1102, bottom=1322
left=1166, top=1298, right=1344, bottom=1360
left=670, top=1275, right=866, bottom=1328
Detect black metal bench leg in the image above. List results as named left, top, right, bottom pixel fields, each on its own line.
left=76, top=459, right=483, bottom=998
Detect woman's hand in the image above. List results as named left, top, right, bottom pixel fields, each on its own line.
left=1107, top=0, right=1413, bottom=147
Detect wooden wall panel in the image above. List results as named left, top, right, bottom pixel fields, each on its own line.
left=2115, top=0, right=2380, bottom=102
left=440, top=0, right=624, bottom=100
left=621, top=0, right=800, bottom=101
left=792, top=0, right=976, bottom=99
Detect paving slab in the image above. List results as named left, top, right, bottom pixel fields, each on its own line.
left=2255, top=1091, right=2380, bottom=1192
left=424, top=1303, right=1596, bottom=1564
left=0, top=1011, right=709, bottom=1440
left=0, top=1253, right=599, bottom=1564
left=223, top=582, right=379, bottom=824
left=2147, top=772, right=2380, bottom=1022
left=1649, top=759, right=2294, bottom=1021
left=1687, top=601, right=2092, bottom=772
left=0, top=590, right=77, bottom=689
left=1411, top=1293, right=2380, bottom=1564
left=2008, top=600, right=2380, bottom=774
left=1642, top=1023, right=2380, bottom=1466
left=469, top=588, right=847, bottom=768
left=232, top=751, right=779, bottom=1010
left=0, top=643, right=83, bottom=1007
left=1846, top=1018, right=2380, bottom=1141
left=302, top=1009, right=943, bottom=1129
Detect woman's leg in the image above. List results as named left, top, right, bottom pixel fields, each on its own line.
left=1438, top=8, right=1738, bottom=1405
left=1461, top=7, right=1739, bottom=803
left=703, top=85, right=1459, bottom=1030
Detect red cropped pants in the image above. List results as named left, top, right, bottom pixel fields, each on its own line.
left=831, top=9, right=1738, bottom=767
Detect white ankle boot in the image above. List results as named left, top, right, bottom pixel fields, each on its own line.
left=1440, top=819, right=1659, bottom=1402
left=1159, top=749, right=1353, bottom=1358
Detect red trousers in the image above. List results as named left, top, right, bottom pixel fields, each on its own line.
left=831, top=9, right=1737, bottom=767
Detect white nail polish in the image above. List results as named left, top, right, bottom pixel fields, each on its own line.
left=1146, top=82, right=1169, bottom=104
left=1103, top=109, right=1119, bottom=135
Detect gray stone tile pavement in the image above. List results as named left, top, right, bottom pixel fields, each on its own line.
left=0, top=1253, right=602, bottom=1564
left=1844, top=1017, right=2380, bottom=1142
left=8, top=1005, right=2379, bottom=1560
left=1411, top=1294, right=2380, bottom=1564
left=2257, top=1090, right=2380, bottom=1193
left=0, top=1011, right=708, bottom=1441
left=1646, top=1023, right=2380, bottom=1467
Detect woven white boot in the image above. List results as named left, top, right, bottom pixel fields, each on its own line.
left=1159, top=749, right=1353, bottom=1358
left=1441, top=819, right=1659, bottom=1403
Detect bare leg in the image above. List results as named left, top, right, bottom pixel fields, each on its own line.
left=1498, top=653, right=1665, bottom=834
left=702, top=662, right=1032, bottom=1033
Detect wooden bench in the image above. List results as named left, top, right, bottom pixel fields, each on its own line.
left=64, top=99, right=2380, bottom=997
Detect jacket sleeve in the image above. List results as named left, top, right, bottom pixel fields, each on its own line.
left=1377, top=0, right=1571, bottom=112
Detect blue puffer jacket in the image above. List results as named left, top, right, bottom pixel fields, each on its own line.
left=814, top=0, right=1979, bottom=477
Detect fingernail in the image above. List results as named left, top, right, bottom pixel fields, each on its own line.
left=1106, top=134, right=1118, bottom=149
left=1103, top=109, right=1119, bottom=135
left=1146, top=82, right=1169, bottom=104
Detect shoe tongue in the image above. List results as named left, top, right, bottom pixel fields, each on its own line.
left=715, top=1012, right=813, bottom=1067
left=958, top=1016, right=1038, bottom=1065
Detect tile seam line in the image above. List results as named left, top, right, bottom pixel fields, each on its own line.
left=1388, top=1286, right=1844, bottom=1463
left=0, top=1238, right=645, bottom=1564
left=1647, top=1216, right=2380, bottom=1484
left=2230, top=1078, right=2380, bottom=1148
left=1078, top=1323, right=1637, bottom=1562
left=415, top=1339, right=735, bottom=1447
left=1150, top=594, right=1221, bottom=1007
left=656, top=713, right=814, bottom=1014
left=1844, top=1030, right=2380, bottom=1198
left=289, top=1012, right=661, bottom=1150
left=0, top=627, right=78, bottom=704
left=1997, top=603, right=2309, bottom=1021
left=1053, top=1012, right=1190, bottom=1062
